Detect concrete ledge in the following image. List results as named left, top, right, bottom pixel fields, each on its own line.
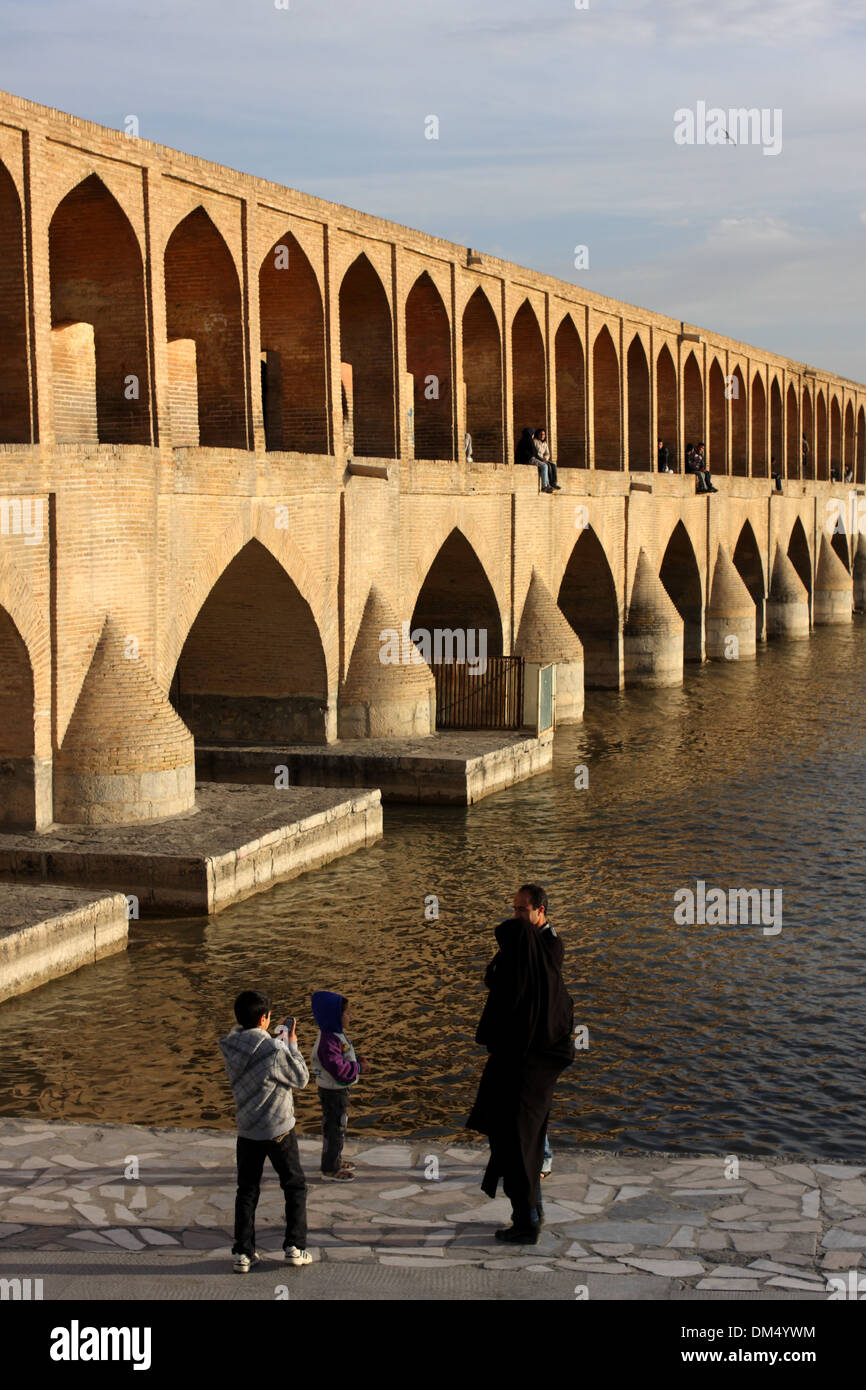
left=195, top=730, right=553, bottom=805
left=0, top=884, right=128, bottom=1002
left=0, top=784, right=383, bottom=917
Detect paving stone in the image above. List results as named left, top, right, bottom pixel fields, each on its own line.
left=104, top=1228, right=146, bottom=1251
left=747, top=1259, right=823, bottom=1279
left=378, top=1185, right=423, bottom=1200
left=324, top=1246, right=373, bottom=1260
left=697, top=1278, right=760, bottom=1290
left=137, top=1229, right=180, bottom=1245
left=698, top=1231, right=729, bottom=1251
left=590, top=1242, right=634, bottom=1256
left=72, top=1203, right=108, bottom=1225
left=822, top=1229, right=866, bottom=1250
left=765, top=1276, right=827, bottom=1291
left=815, top=1166, right=864, bottom=1180
left=559, top=1221, right=680, bottom=1244
left=821, top=1251, right=863, bottom=1270
left=620, top=1257, right=704, bottom=1277
left=614, top=1186, right=650, bottom=1201
left=378, top=1256, right=472, bottom=1268
left=667, top=1226, right=695, bottom=1248
left=0, top=1223, right=27, bottom=1237
left=53, top=1154, right=95, bottom=1170
left=709, top=1204, right=762, bottom=1220
left=352, top=1146, right=414, bottom=1169
left=730, top=1232, right=790, bottom=1252
left=155, top=1186, right=194, bottom=1200
left=584, top=1184, right=614, bottom=1204
left=801, top=1190, right=821, bottom=1219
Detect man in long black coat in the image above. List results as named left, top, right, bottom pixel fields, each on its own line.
left=467, top=886, right=574, bottom=1244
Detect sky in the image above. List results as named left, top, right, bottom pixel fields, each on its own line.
left=3, top=0, right=865, bottom=380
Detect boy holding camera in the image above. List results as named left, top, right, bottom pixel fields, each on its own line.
left=219, top=989, right=312, bottom=1272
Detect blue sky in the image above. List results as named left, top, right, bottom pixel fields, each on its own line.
left=4, top=0, right=865, bottom=380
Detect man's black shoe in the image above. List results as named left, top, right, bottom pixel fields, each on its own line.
left=494, top=1224, right=540, bottom=1245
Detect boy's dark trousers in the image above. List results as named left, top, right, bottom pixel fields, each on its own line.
left=233, top=1131, right=307, bottom=1255
left=319, top=1087, right=348, bottom=1173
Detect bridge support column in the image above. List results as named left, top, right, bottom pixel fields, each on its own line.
left=767, top=544, right=810, bottom=637
left=623, top=549, right=683, bottom=687
left=513, top=570, right=584, bottom=723
left=338, top=587, right=436, bottom=738
left=814, top=535, right=853, bottom=625
left=53, top=620, right=196, bottom=825
left=706, top=546, right=756, bottom=660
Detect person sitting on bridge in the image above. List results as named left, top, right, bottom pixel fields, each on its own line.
left=533, top=429, right=561, bottom=490
left=517, top=426, right=551, bottom=492
left=695, top=442, right=718, bottom=493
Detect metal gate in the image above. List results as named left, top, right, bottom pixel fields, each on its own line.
left=433, top=656, right=524, bottom=730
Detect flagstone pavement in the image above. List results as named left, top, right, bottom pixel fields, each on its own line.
left=0, top=1118, right=863, bottom=1300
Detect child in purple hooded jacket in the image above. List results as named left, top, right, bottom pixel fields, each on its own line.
left=311, top=990, right=365, bottom=1181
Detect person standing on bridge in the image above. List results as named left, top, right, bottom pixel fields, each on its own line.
left=467, top=884, right=574, bottom=1244
left=658, top=439, right=672, bottom=473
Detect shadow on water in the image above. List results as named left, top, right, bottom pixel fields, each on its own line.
left=1, top=622, right=865, bottom=1159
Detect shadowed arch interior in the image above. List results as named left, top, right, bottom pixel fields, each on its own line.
left=786, top=383, right=799, bottom=478
left=844, top=401, right=855, bottom=479
left=660, top=522, right=703, bottom=662
left=731, top=366, right=748, bottom=474
left=709, top=358, right=726, bottom=474
left=165, top=208, right=247, bottom=449
left=50, top=174, right=150, bottom=444
left=733, top=521, right=766, bottom=637
left=557, top=528, right=620, bottom=686
left=462, top=288, right=503, bottom=463
left=555, top=315, right=585, bottom=468
left=831, top=517, right=850, bottom=572
left=0, top=161, right=30, bottom=442
left=830, top=397, right=842, bottom=478
left=593, top=326, right=621, bottom=470
left=411, top=530, right=503, bottom=656
left=857, top=407, right=865, bottom=485
left=656, top=344, right=678, bottom=467
left=405, top=272, right=453, bottom=461
left=170, top=540, right=328, bottom=744
left=751, top=373, right=767, bottom=476
left=788, top=517, right=812, bottom=619
left=816, top=391, right=828, bottom=480
left=802, top=387, right=814, bottom=478
left=338, top=254, right=395, bottom=459
left=627, top=335, right=651, bottom=471
left=0, top=604, right=36, bottom=828
left=512, top=300, right=546, bottom=448
left=259, top=231, right=328, bottom=454
left=683, top=352, right=703, bottom=454
left=770, top=378, right=783, bottom=477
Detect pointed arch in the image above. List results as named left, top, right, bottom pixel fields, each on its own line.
left=709, top=358, right=727, bottom=475
left=656, top=343, right=678, bottom=467
left=259, top=231, right=328, bottom=454
left=338, top=253, right=396, bottom=459
left=410, top=529, right=503, bottom=656
left=512, top=299, right=547, bottom=448
left=169, top=538, right=329, bottom=744
left=731, top=366, right=748, bottom=474
left=844, top=401, right=855, bottom=481
left=660, top=522, right=703, bottom=662
left=786, top=383, right=799, bottom=478
left=593, top=325, right=621, bottom=470
left=683, top=351, right=703, bottom=456
left=462, top=286, right=503, bottom=463
left=857, top=406, right=866, bottom=486
left=165, top=207, right=247, bottom=448
left=557, top=527, right=620, bottom=686
left=733, top=520, right=766, bottom=638
left=627, top=334, right=651, bottom=471
left=0, top=602, right=36, bottom=828
left=751, top=372, right=767, bottom=476
left=405, top=271, right=452, bottom=461
left=802, top=386, right=814, bottom=479
left=830, top=395, right=842, bottom=479
left=0, top=160, right=30, bottom=442
left=555, top=315, right=586, bottom=468
left=770, top=377, right=783, bottom=478
left=49, top=173, right=150, bottom=444
left=816, top=389, right=828, bottom=480
left=788, top=516, right=812, bottom=622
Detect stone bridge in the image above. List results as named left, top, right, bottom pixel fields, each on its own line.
left=1, top=90, right=864, bottom=831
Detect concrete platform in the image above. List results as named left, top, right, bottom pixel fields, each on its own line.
left=0, top=784, right=382, bottom=917
left=0, top=884, right=128, bottom=1003
left=196, top=729, right=554, bottom=805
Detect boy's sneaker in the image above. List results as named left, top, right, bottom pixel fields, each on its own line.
left=232, top=1252, right=260, bottom=1274
left=284, top=1246, right=313, bottom=1267
left=321, top=1167, right=355, bottom=1182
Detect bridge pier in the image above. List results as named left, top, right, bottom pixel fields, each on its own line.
left=338, top=587, right=436, bottom=739
left=813, top=536, right=854, bottom=626
left=623, top=549, right=684, bottom=687
left=853, top=535, right=866, bottom=612
left=514, top=570, right=584, bottom=724
left=767, top=545, right=811, bottom=638
left=706, top=546, right=757, bottom=661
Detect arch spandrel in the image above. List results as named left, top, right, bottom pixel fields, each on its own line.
left=160, top=195, right=245, bottom=278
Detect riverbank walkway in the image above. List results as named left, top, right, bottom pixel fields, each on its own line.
left=0, top=1118, right=862, bottom=1300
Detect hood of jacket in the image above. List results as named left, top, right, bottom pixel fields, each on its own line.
left=311, top=990, right=346, bottom=1033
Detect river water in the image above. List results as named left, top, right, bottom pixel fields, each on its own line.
left=2, top=621, right=865, bottom=1159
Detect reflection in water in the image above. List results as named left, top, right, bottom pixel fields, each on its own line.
left=2, top=623, right=865, bottom=1158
